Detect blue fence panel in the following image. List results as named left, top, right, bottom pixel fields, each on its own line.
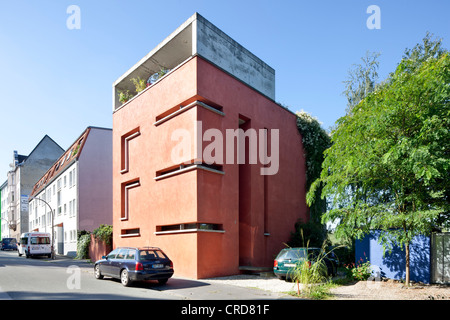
left=355, top=231, right=430, bottom=284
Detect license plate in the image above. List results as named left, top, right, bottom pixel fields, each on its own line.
left=284, top=263, right=296, bottom=267
left=152, top=264, right=164, bottom=269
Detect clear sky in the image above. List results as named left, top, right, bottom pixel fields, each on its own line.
left=0, top=0, right=448, bottom=179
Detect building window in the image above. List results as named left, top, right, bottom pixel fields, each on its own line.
left=121, top=179, right=140, bottom=220
left=57, top=191, right=61, bottom=215
left=155, top=163, right=224, bottom=181
left=121, top=128, right=140, bottom=174
left=155, top=223, right=224, bottom=235
left=120, top=228, right=140, bottom=237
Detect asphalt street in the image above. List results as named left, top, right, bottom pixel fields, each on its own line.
left=0, top=250, right=295, bottom=301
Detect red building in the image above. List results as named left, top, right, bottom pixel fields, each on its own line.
left=112, top=13, right=308, bottom=279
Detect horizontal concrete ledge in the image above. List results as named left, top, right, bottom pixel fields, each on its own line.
left=153, top=100, right=225, bottom=126
left=120, top=233, right=140, bottom=238
left=154, top=164, right=224, bottom=181
left=154, top=229, right=225, bottom=235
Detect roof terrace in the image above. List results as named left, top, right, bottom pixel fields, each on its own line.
left=112, top=13, right=275, bottom=111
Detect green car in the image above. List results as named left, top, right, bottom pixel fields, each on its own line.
left=273, top=248, right=338, bottom=280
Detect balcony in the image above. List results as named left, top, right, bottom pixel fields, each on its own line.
left=112, top=18, right=194, bottom=111
left=112, top=13, right=275, bottom=111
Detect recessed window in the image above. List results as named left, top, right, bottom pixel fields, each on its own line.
left=155, top=223, right=224, bottom=235
left=155, top=163, right=224, bottom=180
left=121, top=228, right=140, bottom=237
left=154, top=100, right=224, bottom=126
left=121, top=128, right=140, bottom=174
left=121, top=179, right=140, bottom=220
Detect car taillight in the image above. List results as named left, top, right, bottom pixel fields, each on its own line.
left=274, top=260, right=278, bottom=268
left=135, top=262, right=144, bottom=271
left=307, top=261, right=311, bottom=268
left=169, top=261, right=173, bottom=268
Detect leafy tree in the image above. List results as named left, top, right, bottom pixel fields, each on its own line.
left=307, top=35, right=449, bottom=286
left=343, top=51, right=380, bottom=113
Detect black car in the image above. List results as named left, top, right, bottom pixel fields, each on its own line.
left=94, top=247, right=174, bottom=286
left=1, top=238, right=17, bottom=251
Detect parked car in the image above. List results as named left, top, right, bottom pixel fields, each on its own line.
left=94, top=247, right=174, bottom=287
left=1, top=238, right=17, bottom=251
left=273, top=247, right=338, bottom=281
left=17, top=232, right=52, bottom=258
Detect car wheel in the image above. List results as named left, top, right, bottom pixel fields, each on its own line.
left=94, top=265, right=104, bottom=279
left=158, top=278, right=168, bottom=285
left=121, top=269, right=132, bottom=287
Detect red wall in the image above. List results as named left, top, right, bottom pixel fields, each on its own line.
left=89, top=234, right=112, bottom=263
left=112, top=56, right=308, bottom=279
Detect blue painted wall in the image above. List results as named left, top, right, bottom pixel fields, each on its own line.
left=355, top=231, right=430, bottom=284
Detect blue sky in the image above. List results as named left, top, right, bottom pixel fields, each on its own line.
left=0, top=0, right=448, bottom=178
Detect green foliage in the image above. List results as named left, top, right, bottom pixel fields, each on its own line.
left=288, top=219, right=328, bottom=248
left=76, top=231, right=91, bottom=260
left=296, top=111, right=331, bottom=224
left=130, top=77, right=146, bottom=93
left=344, top=258, right=372, bottom=281
left=307, top=34, right=449, bottom=279
left=118, top=90, right=134, bottom=104
left=92, top=224, right=113, bottom=245
left=289, top=240, right=338, bottom=299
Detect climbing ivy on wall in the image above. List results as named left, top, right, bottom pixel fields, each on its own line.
left=295, top=111, right=331, bottom=224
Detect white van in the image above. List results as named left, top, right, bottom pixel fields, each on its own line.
left=18, top=232, right=52, bottom=258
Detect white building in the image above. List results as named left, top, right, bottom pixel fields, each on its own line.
left=1, top=180, right=9, bottom=239
left=28, top=127, right=112, bottom=257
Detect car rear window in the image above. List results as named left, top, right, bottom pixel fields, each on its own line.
left=30, top=237, right=50, bottom=244
left=276, top=249, right=307, bottom=260
left=2, top=238, right=16, bottom=244
left=139, top=249, right=167, bottom=261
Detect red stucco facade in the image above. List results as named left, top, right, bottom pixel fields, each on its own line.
left=112, top=56, right=308, bottom=279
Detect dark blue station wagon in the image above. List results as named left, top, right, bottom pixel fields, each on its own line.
left=94, top=247, right=174, bottom=286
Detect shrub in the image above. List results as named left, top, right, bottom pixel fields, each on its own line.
left=76, top=232, right=91, bottom=259
left=344, top=258, right=372, bottom=281
left=92, top=224, right=113, bottom=245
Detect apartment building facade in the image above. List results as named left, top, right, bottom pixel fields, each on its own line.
left=28, top=127, right=112, bottom=257
left=6, top=136, right=65, bottom=241
left=112, top=13, right=308, bottom=279
left=0, top=180, right=8, bottom=239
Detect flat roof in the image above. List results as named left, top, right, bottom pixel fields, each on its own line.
left=113, top=13, right=275, bottom=111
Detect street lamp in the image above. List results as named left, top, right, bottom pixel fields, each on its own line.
left=28, top=196, right=55, bottom=260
